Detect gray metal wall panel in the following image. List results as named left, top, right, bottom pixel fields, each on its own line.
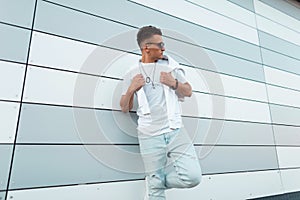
left=9, top=145, right=144, bottom=190
left=270, top=104, right=300, bottom=126
left=259, top=0, right=300, bottom=21
left=0, top=61, right=25, bottom=101
left=0, top=192, right=5, bottom=200
left=0, top=24, right=31, bottom=63
left=227, top=0, right=255, bottom=12
left=0, top=102, right=20, bottom=143
left=0, top=0, right=35, bottom=27
left=261, top=48, right=300, bottom=75
left=273, top=125, right=300, bottom=146
left=34, top=1, right=134, bottom=47
left=17, top=104, right=275, bottom=146
left=198, top=146, right=279, bottom=174
left=259, top=31, right=300, bottom=60
left=0, top=145, right=13, bottom=190
left=35, top=0, right=262, bottom=63
left=183, top=118, right=275, bottom=145
left=163, top=37, right=264, bottom=82
left=204, top=49, right=264, bottom=82
left=9, top=145, right=279, bottom=189
left=17, top=104, right=138, bottom=144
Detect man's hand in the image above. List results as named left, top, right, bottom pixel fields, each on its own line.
left=120, top=74, right=145, bottom=113
left=160, top=72, right=176, bottom=88
left=160, top=71, right=192, bottom=97
left=129, top=74, right=145, bottom=92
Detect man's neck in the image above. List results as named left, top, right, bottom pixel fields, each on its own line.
left=141, top=55, right=157, bottom=63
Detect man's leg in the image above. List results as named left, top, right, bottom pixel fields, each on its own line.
left=139, top=134, right=168, bottom=200
left=165, top=128, right=202, bottom=189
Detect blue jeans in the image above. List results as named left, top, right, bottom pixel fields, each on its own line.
left=138, top=128, right=202, bottom=200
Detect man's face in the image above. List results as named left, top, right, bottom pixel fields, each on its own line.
left=145, top=34, right=165, bottom=61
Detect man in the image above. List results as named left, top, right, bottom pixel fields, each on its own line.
left=120, top=25, right=201, bottom=200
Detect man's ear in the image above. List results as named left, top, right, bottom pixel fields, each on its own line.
left=145, top=45, right=150, bottom=53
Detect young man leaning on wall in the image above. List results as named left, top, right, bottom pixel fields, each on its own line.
left=120, top=25, right=202, bottom=200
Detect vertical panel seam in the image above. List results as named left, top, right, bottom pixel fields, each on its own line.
left=4, top=0, right=39, bottom=199
left=253, top=0, right=285, bottom=194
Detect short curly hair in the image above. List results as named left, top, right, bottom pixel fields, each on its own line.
left=137, top=25, right=162, bottom=49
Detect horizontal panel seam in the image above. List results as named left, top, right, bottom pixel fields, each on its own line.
left=0, top=21, right=32, bottom=31
left=184, top=0, right=257, bottom=29
left=255, top=12, right=300, bottom=35
left=6, top=178, right=144, bottom=192
left=42, top=0, right=260, bottom=47
left=127, top=0, right=259, bottom=46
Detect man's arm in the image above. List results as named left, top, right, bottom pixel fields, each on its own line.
left=174, top=81, right=192, bottom=97
left=120, top=74, right=145, bottom=113
left=160, top=72, right=192, bottom=97
left=120, top=89, right=135, bottom=113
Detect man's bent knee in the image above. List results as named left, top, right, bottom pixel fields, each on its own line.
left=184, top=170, right=202, bottom=188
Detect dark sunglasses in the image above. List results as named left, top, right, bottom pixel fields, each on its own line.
left=146, top=42, right=165, bottom=49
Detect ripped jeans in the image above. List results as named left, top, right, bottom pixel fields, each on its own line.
left=138, top=128, right=202, bottom=200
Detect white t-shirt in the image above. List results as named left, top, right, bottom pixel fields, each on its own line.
left=122, top=60, right=187, bottom=136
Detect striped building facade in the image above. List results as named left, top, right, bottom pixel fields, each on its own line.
left=0, top=0, right=300, bottom=199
